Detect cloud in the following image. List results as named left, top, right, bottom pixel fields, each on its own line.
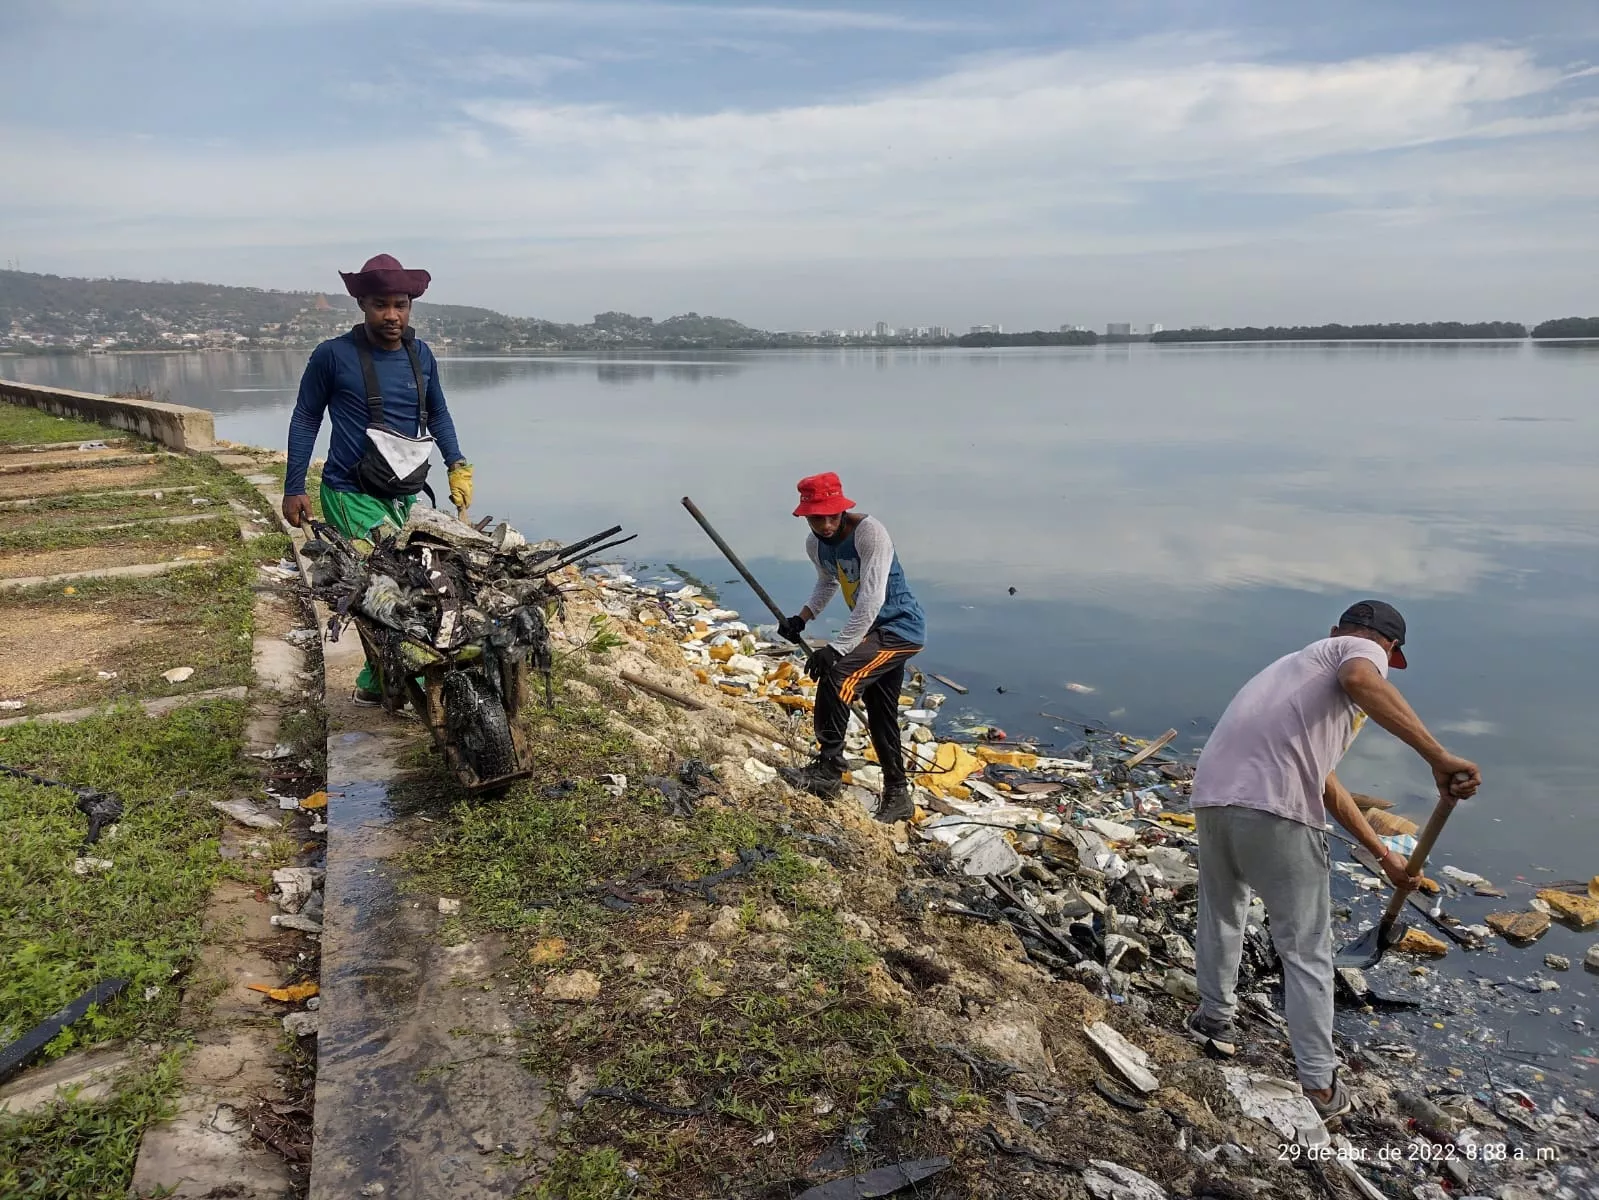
left=2, top=34, right=1595, bottom=321
left=1435, top=718, right=1498, bottom=736
left=114, top=0, right=968, bottom=34
left=389, top=1, right=971, bottom=33
left=442, top=52, right=595, bottom=86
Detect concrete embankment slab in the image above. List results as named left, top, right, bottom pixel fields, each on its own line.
left=307, top=644, right=554, bottom=1197
left=0, top=553, right=215, bottom=589
left=0, top=379, right=215, bottom=451
left=0, top=684, right=248, bottom=729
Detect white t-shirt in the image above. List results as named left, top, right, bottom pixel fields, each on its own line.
left=1191, top=636, right=1390, bottom=829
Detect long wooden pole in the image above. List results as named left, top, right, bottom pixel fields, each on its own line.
left=619, top=670, right=807, bottom=753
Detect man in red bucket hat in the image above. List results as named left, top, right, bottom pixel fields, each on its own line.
left=282, top=253, right=475, bottom=706
left=777, top=472, right=926, bottom=822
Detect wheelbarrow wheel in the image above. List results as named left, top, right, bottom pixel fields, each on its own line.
left=442, top=671, right=518, bottom=784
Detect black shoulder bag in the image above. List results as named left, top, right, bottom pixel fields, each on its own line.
left=351, top=324, right=437, bottom=502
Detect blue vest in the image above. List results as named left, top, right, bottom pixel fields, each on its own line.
left=815, top=517, right=926, bottom=646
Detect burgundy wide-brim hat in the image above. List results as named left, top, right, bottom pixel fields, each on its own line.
left=794, top=471, right=855, bottom=517
left=339, top=253, right=431, bottom=300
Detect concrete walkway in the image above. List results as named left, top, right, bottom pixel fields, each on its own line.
left=305, top=591, right=555, bottom=1199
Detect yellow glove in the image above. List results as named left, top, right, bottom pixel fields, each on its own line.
left=447, top=461, right=474, bottom=511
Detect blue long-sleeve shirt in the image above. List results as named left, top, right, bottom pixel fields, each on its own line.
left=284, top=329, right=464, bottom=496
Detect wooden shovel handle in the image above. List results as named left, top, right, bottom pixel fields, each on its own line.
left=1379, top=791, right=1456, bottom=928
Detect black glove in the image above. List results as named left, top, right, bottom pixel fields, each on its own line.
left=778, top=613, right=808, bottom=642
left=806, top=644, right=841, bottom=681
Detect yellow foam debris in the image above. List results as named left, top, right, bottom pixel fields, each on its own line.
left=529, top=937, right=567, bottom=966
left=247, top=981, right=320, bottom=1003
left=975, top=746, right=1039, bottom=769
left=299, top=791, right=328, bottom=810
left=1537, top=889, right=1599, bottom=929
left=693, top=668, right=710, bottom=685
left=773, top=661, right=798, bottom=683
left=1367, top=809, right=1419, bottom=837
left=914, top=742, right=982, bottom=797
left=1589, top=875, right=1599, bottom=900
left=690, top=594, right=715, bottom=608
left=1394, top=929, right=1449, bottom=957
left=771, top=695, right=814, bottom=712
left=1158, top=812, right=1196, bottom=829
left=709, top=643, right=735, bottom=662
left=718, top=684, right=745, bottom=697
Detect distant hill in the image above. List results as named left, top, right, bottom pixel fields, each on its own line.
left=1150, top=321, right=1529, bottom=343
left=0, top=269, right=771, bottom=352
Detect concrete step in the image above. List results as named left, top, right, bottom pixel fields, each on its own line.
left=0, top=437, right=130, bottom=455
left=0, top=558, right=198, bottom=591
left=0, top=452, right=165, bottom=476
left=0, top=685, right=249, bottom=730
left=0, top=485, right=201, bottom=510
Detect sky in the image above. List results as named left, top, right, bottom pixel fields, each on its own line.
left=2, top=0, right=1597, bottom=330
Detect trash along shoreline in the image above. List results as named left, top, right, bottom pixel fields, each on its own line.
left=364, top=511, right=1593, bottom=1200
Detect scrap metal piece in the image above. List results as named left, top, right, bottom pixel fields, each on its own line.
left=667, top=845, right=778, bottom=903
left=1094, top=1078, right=1149, bottom=1112
left=795, top=1157, right=952, bottom=1200
left=0, top=979, right=130, bottom=1084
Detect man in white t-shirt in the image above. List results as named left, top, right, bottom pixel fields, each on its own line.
left=1188, top=601, right=1481, bottom=1121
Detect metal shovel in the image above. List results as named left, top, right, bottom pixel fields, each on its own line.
left=1334, top=790, right=1458, bottom=969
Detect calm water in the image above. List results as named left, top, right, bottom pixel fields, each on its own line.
left=10, top=343, right=1599, bottom=1091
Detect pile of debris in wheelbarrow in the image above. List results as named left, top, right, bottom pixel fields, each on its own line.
left=576, top=561, right=1599, bottom=1200
left=300, top=508, right=633, bottom=790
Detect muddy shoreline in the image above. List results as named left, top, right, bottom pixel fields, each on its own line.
left=563, top=558, right=1597, bottom=1199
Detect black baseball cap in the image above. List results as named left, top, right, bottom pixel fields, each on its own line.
left=1338, top=600, right=1407, bottom=669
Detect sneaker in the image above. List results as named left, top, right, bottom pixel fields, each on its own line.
left=1307, top=1078, right=1353, bottom=1122
left=777, top=761, right=843, bottom=800
left=1185, top=1008, right=1239, bottom=1058
left=876, top=781, right=915, bottom=824
left=353, top=687, right=408, bottom=711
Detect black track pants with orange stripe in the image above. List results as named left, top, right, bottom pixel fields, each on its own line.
left=814, top=629, right=922, bottom=786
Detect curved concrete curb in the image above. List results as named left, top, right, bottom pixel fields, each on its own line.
left=0, top=379, right=214, bottom=451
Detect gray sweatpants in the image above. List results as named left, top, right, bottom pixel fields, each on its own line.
left=1195, top=805, right=1336, bottom=1091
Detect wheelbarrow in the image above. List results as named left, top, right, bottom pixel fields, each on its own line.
left=352, top=615, right=537, bottom=795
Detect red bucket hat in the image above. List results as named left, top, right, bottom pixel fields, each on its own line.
left=794, top=472, right=855, bottom=517
left=339, top=253, right=431, bottom=300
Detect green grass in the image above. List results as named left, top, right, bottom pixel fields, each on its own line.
left=529, top=1147, right=633, bottom=1200
left=0, top=701, right=250, bottom=1048
left=0, top=448, right=292, bottom=712
left=0, top=429, right=291, bottom=1193
left=0, top=552, right=266, bottom=707
left=0, top=1048, right=187, bottom=1199
left=0, top=512, right=241, bottom=554
left=408, top=663, right=971, bottom=1196
left=0, top=402, right=119, bottom=447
